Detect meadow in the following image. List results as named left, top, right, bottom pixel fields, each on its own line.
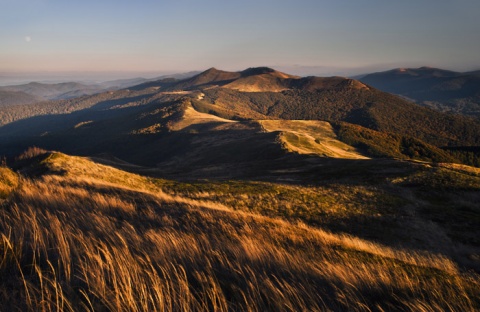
left=0, top=150, right=478, bottom=311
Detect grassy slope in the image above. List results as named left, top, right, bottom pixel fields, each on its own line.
left=259, top=120, right=368, bottom=159
left=201, top=87, right=480, bottom=147
left=332, top=121, right=459, bottom=162
left=1, top=151, right=479, bottom=311
left=187, top=99, right=468, bottom=165
left=1, top=74, right=478, bottom=168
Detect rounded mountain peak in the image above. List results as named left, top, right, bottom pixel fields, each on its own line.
left=241, top=67, right=276, bottom=77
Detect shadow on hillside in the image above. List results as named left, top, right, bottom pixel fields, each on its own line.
left=0, top=94, right=154, bottom=135
left=0, top=93, right=186, bottom=157
left=89, top=152, right=480, bottom=272
left=145, top=153, right=417, bottom=185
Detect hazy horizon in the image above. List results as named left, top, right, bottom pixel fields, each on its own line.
left=2, top=0, right=479, bottom=84
left=1, top=62, right=479, bottom=87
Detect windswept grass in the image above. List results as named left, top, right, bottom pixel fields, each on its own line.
left=153, top=178, right=407, bottom=233
left=0, top=153, right=479, bottom=311
left=397, top=163, right=480, bottom=190
left=0, top=166, right=18, bottom=199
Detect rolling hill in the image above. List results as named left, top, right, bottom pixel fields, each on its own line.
left=360, top=67, right=480, bottom=118
left=143, top=67, right=480, bottom=146
left=0, top=90, right=41, bottom=106
left=0, top=93, right=470, bottom=175
left=0, top=71, right=201, bottom=107
left=0, top=67, right=479, bottom=169
left=1, top=67, right=480, bottom=311
left=0, top=146, right=478, bottom=311
left=0, top=81, right=105, bottom=100
left=194, top=83, right=480, bottom=148
left=98, top=71, right=201, bottom=89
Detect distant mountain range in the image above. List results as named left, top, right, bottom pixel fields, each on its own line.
left=3, top=66, right=479, bottom=120
left=0, top=90, right=41, bottom=106
left=360, top=66, right=480, bottom=118
left=0, top=71, right=200, bottom=105
left=0, top=82, right=105, bottom=101
left=0, top=66, right=478, bottom=170
left=133, top=67, right=369, bottom=93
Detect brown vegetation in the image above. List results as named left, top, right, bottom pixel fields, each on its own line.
left=332, top=122, right=459, bottom=163
left=0, top=152, right=478, bottom=311
left=1, top=67, right=479, bottom=170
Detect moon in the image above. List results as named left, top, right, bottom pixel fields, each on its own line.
left=25, top=36, right=31, bottom=42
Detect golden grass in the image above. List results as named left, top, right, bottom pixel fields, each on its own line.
left=0, top=153, right=478, bottom=311
left=0, top=166, right=18, bottom=199
left=259, top=120, right=368, bottom=159
left=153, top=178, right=407, bottom=232
left=170, top=103, right=236, bottom=131
left=223, top=74, right=289, bottom=92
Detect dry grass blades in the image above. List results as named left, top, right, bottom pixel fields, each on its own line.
left=0, top=153, right=478, bottom=311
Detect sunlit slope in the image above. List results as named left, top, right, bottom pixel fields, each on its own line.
left=1, top=151, right=478, bottom=311
left=0, top=66, right=479, bottom=167
left=170, top=105, right=367, bottom=159
left=27, top=97, right=472, bottom=177
left=259, top=120, right=368, bottom=159
left=169, top=102, right=236, bottom=131
left=223, top=68, right=296, bottom=92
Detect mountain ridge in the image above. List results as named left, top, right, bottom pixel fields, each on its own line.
left=360, top=66, right=480, bottom=117
left=0, top=66, right=479, bottom=168
left=131, top=67, right=371, bottom=93
left=0, top=81, right=104, bottom=100
left=0, top=90, right=42, bottom=106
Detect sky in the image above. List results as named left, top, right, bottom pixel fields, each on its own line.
left=1, top=0, right=480, bottom=81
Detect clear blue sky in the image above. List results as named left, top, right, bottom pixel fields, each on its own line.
left=1, top=0, right=479, bottom=78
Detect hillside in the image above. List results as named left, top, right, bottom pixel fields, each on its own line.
left=133, top=67, right=297, bottom=92
left=0, top=149, right=479, bottom=311
left=99, top=71, right=201, bottom=89
left=332, top=122, right=459, bottom=163
left=0, top=81, right=105, bottom=100
left=360, top=67, right=480, bottom=118
left=180, top=68, right=480, bottom=148
left=0, top=87, right=166, bottom=128
left=0, top=71, right=200, bottom=107
left=2, top=93, right=469, bottom=176
left=0, top=90, right=41, bottom=106
left=258, top=120, right=368, bottom=159
left=0, top=67, right=479, bottom=169
left=199, top=86, right=480, bottom=147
